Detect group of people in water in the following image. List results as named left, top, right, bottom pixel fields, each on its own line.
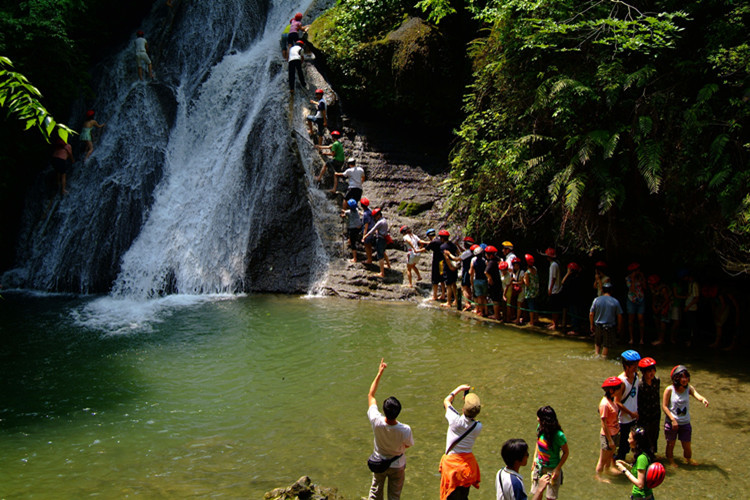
left=367, top=350, right=709, bottom=500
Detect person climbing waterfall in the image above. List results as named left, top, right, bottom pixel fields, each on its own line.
left=306, top=89, right=327, bottom=145
left=81, top=110, right=105, bottom=162
left=288, top=40, right=306, bottom=93
left=134, top=30, right=154, bottom=80
left=362, top=208, right=389, bottom=278
left=335, top=157, right=365, bottom=208
left=287, top=12, right=308, bottom=49
left=315, top=130, right=345, bottom=188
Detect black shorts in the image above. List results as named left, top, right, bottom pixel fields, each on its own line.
left=444, top=268, right=458, bottom=285
left=431, top=263, right=445, bottom=285
left=51, top=157, right=68, bottom=174
left=548, top=292, right=563, bottom=313
left=348, top=228, right=361, bottom=248
left=345, top=187, right=362, bottom=202
left=489, top=284, right=502, bottom=303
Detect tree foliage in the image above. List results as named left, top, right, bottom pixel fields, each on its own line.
left=447, top=0, right=750, bottom=269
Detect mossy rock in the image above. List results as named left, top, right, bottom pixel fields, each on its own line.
left=398, top=200, right=434, bottom=216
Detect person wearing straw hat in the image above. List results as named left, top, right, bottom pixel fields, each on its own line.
left=440, top=385, right=482, bottom=499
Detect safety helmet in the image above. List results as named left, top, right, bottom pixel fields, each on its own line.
left=360, top=197, right=369, bottom=206
left=627, top=262, right=640, bottom=272
left=498, top=261, right=509, bottom=270
left=426, top=228, right=436, bottom=237
left=502, top=241, right=513, bottom=249
left=330, top=130, right=342, bottom=137
left=399, top=225, right=408, bottom=234
left=544, top=247, right=557, bottom=258
left=86, top=109, right=95, bottom=118
left=137, top=30, right=144, bottom=37
left=647, top=274, right=660, bottom=285
left=511, top=257, right=521, bottom=264
left=602, top=377, right=622, bottom=389
left=524, top=254, right=535, bottom=265
left=438, top=229, right=449, bottom=237
left=485, top=245, right=498, bottom=254
left=469, top=244, right=479, bottom=252
left=463, top=236, right=475, bottom=244
left=638, top=357, right=657, bottom=369
left=670, top=365, right=689, bottom=383
left=315, top=88, right=324, bottom=95
left=621, top=350, right=641, bottom=362
left=294, top=12, right=303, bottom=20
left=347, top=199, right=357, bottom=208
left=371, top=208, right=381, bottom=217
left=473, top=246, right=483, bottom=256
left=567, top=262, right=581, bottom=271
left=645, top=462, right=666, bottom=489
left=595, top=260, right=607, bottom=268
left=296, top=40, right=304, bottom=46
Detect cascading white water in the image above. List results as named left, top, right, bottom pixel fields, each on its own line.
left=7, top=0, right=328, bottom=297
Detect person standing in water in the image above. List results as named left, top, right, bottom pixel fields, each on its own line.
left=135, top=30, right=154, bottom=80
left=81, top=110, right=105, bottom=162
left=367, top=358, right=414, bottom=500
left=439, top=385, right=482, bottom=499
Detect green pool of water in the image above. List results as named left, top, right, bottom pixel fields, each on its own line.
left=0, top=293, right=747, bottom=498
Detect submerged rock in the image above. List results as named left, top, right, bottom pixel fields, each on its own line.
left=264, top=475, right=345, bottom=500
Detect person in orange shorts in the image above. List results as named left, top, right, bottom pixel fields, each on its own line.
left=439, top=384, right=482, bottom=499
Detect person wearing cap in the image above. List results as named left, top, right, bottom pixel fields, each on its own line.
left=287, top=12, right=308, bottom=48
left=439, top=230, right=460, bottom=307
left=335, top=157, right=365, bottom=208
left=287, top=40, right=306, bottom=93
left=614, top=350, right=641, bottom=461
left=484, top=246, right=503, bottom=321
left=544, top=248, right=562, bottom=330
left=362, top=208, right=389, bottom=278
left=306, top=89, right=327, bottom=144
left=342, top=199, right=362, bottom=263
left=440, top=385, right=482, bottom=499
left=501, top=241, right=517, bottom=266
left=597, top=376, right=623, bottom=480
left=425, top=229, right=446, bottom=301
left=662, top=365, right=709, bottom=467
left=134, top=30, right=154, bottom=80
left=589, top=282, right=623, bottom=358
left=469, top=246, right=488, bottom=316
left=625, top=262, right=647, bottom=345
left=367, top=358, right=414, bottom=500
left=81, top=109, right=105, bottom=162
left=523, top=254, right=540, bottom=326
left=400, top=226, right=427, bottom=287
left=458, top=238, right=476, bottom=311
left=636, top=357, right=661, bottom=455
left=315, top=130, right=345, bottom=189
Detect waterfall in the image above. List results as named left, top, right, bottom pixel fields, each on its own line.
left=6, top=0, right=328, bottom=297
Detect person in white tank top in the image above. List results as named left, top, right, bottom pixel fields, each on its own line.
left=662, top=365, right=709, bottom=467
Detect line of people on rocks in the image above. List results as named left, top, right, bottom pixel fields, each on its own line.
left=366, top=350, right=708, bottom=499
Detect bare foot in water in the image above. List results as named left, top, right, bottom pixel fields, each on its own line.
left=686, top=458, right=699, bottom=466
left=668, top=459, right=679, bottom=468
left=595, top=473, right=611, bottom=484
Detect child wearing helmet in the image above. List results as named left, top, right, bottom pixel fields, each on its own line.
left=636, top=357, right=661, bottom=455
left=315, top=131, right=345, bottom=190
left=341, top=199, right=362, bottom=263
left=401, top=226, right=427, bottom=287
left=597, top=377, right=623, bottom=481
left=614, top=350, right=641, bottom=462
left=615, top=426, right=657, bottom=499
left=469, top=246, right=488, bottom=316
left=662, top=365, right=709, bottom=467
left=287, top=40, right=306, bottom=93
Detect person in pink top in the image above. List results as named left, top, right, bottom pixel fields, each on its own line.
left=596, top=376, right=622, bottom=482
left=50, top=128, right=74, bottom=195
left=287, top=12, right=308, bottom=48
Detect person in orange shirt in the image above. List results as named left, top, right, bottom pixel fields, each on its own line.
left=439, top=385, right=482, bottom=499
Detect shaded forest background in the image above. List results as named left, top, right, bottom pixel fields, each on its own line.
left=1, top=0, right=748, bottom=284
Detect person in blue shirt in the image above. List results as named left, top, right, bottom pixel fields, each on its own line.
left=589, top=282, right=623, bottom=358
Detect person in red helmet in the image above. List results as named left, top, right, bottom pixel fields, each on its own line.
left=315, top=130, right=345, bottom=188
left=597, top=376, right=623, bottom=481
left=523, top=254, right=540, bottom=326
left=306, top=89, right=327, bottom=145
left=287, top=40, right=306, bottom=93
left=593, top=261, right=611, bottom=297
left=439, top=230, right=460, bottom=307
left=484, top=246, right=502, bottom=321
left=81, top=109, right=105, bottom=162
left=636, top=357, right=661, bottom=454
left=135, top=30, right=154, bottom=80
left=287, top=12, right=308, bottom=48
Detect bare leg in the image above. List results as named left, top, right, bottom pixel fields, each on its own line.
left=665, top=440, right=678, bottom=467
left=682, top=441, right=697, bottom=465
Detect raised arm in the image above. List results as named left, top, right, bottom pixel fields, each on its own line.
left=368, top=358, right=387, bottom=408
left=689, top=385, right=709, bottom=407
left=444, top=384, right=471, bottom=410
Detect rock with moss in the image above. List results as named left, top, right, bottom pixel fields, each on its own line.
left=264, top=475, right=345, bottom=500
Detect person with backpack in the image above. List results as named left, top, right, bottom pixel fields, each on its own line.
left=440, top=385, right=482, bottom=499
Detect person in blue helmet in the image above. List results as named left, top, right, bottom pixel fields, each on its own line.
left=614, top=350, right=641, bottom=461
left=342, top=198, right=362, bottom=263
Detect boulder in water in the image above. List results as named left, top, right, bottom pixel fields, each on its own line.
left=264, top=475, right=345, bottom=500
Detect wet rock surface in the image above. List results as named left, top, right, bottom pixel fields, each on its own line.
left=264, top=475, right=345, bottom=500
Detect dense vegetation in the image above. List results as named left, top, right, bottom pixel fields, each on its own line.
left=312, top=0, right=749, bottom=274
left=0, top=0, right=153, bottom=268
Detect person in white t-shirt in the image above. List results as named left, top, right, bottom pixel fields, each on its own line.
left=287, top=40, right=306, bottom=93
left=440, top=385, right=482, bottom=499
left=335, top=157, right=366, bottom=208
left=367, top=358, right=414, bottom=500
